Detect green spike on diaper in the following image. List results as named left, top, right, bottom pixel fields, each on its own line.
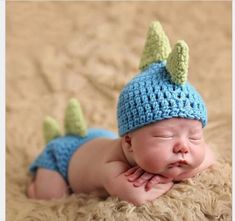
left=64, top=98, right=87, bottom=137
left=43, top=116, right=61, bottom=143
left=166, top=40, right=189, bottom=85
left=139, top=21, right=171, bottom=70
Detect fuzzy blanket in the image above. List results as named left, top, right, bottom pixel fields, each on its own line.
left=6, top=2, right=231, bottom=220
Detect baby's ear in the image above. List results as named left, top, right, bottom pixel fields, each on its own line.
left=123, top=134, right=133, bottom=152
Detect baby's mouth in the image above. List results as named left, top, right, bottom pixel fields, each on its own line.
left=168, top=160, right=188, bottom=168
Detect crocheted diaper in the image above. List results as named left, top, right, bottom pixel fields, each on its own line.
left=29, top=128, right=117, bottom=180
left=29, top=98, right=117, bottom=180
left=117, top=21, right=207, bottom=136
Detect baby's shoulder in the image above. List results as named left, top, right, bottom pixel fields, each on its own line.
left=94, top=139, right=131, bottom=177
left=102, top=160, right=131, bottom=181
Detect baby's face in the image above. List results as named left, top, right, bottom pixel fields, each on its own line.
left=129, top=118, right=206, bottom=178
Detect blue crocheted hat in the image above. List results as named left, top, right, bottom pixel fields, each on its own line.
left=117, top=21, right=207, bottom=136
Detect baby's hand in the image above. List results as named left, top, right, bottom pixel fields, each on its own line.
left=124, top=166, right=172, bottom=191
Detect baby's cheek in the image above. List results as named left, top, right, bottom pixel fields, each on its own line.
left=191, top=146, right=206, bottom=166
left=136, top=150, right=168, bottom=172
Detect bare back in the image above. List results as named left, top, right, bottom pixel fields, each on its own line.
left=68, top=138, right=129, bottom=195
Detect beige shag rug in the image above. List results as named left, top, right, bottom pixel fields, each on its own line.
left=6, top=2, right=231, bottom=220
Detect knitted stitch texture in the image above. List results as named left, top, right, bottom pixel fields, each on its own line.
left=117, top=61, right=207, bottom=136
left=64, top=98, right=87, bottom=137
left=139, top=21, right=171, bottom=70
left=29, top=128, right=117, bottom=180
left=166, top=40, right=189, bottom=85
left=43, top=116, right=61, bottom=144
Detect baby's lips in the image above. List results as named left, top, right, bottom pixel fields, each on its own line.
left=178, top=159, right=188, bottom=165
left=168, top=163, right=178, bottom=168
left=168, top=160, right=188, bottom=168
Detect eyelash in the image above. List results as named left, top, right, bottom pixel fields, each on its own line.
left=189, top=137, right=202, bottom=141
left=153, top=136, right=202, bottom=141
left=153, top=136, right=173, bottom=139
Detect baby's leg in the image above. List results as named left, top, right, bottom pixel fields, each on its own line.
left=27, top=168, right=69, bottom=200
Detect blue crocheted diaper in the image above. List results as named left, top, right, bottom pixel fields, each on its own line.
left=29, top=128, right=117, bottom=181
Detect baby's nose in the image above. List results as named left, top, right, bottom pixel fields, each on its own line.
left=173, top=143, right=189, bottom=154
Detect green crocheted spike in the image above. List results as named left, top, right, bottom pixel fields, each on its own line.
left=139, top=21, right=171, bottom=70
left=166, top=40, right=189, bottom=85
left=64, top=98, right=87, bottom=137
left=43, top=116, right=61, bottom=144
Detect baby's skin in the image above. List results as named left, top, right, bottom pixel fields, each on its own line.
left=27, top=118, right=215, bottom=205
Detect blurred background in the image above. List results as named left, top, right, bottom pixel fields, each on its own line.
left=6, top=2, right=231, bottom=220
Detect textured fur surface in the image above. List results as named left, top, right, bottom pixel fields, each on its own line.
left=6, top=2, right=231, bottom=220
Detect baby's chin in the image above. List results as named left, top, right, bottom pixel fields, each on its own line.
left=139, top=165, right=183, bottom=179
left=159, top=166, right=192, bottom=179
left=160, top=168, right=183, bottom=178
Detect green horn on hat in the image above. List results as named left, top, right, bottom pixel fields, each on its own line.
left=139, top=21, right=171, bottom=70
left=43, top=116, right=61, bottom=144
left=64, top=98, right=87, bottom=137
left=166, top=40, right=189, bottom=85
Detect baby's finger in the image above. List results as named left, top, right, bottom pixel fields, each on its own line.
left=145, top=176, right=160, bottom=191
left=127, top=167, right=145, bottom=182
left=158, top=177, right=172, bottom=184
left=133, top=173, right=154, bottom=187
left=124, top=166, right=139, bottom=176
left=145, top=175, right=172, bottom=191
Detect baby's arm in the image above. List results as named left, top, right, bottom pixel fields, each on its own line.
left=103, top=162, right=173, bottom=205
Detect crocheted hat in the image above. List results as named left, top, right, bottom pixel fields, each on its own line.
left=117, top=21, right=207, bottom=136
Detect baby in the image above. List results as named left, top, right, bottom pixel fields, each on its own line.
left=27, top=21, right=215, bottom=205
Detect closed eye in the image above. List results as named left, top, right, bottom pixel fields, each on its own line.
left=189, top=131, right=203, bottom=141
left=189, top=136, right=202, bottom=141
left=153, top=135, right=173, bottom=139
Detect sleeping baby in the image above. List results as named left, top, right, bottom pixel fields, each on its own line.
left=27, top=21, right=215, bottom=205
